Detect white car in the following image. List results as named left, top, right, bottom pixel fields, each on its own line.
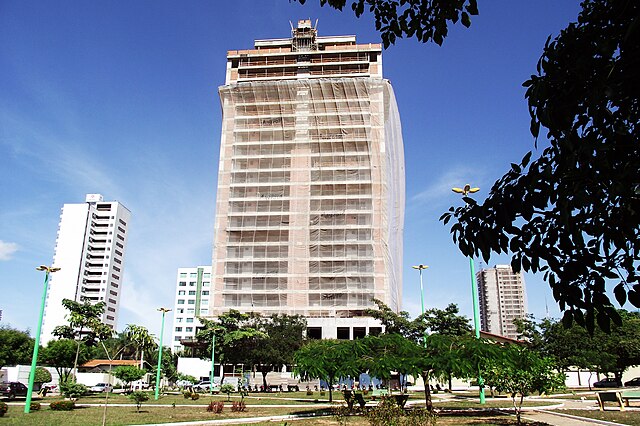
left=90, top=383, right=113, bottom=393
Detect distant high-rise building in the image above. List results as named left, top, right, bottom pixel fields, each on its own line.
left=476, top=265, right=527, bottom=340
left=171, top=266, right=211, bottom=353
left=41, top=194, right=131, bottom=344
left=206, top=20, right=405, bottom=339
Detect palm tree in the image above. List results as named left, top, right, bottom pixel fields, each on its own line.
left=123, top=325, right=156, bottom=369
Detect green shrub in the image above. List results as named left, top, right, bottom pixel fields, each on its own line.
left=50, top=400, right=75, bottom=411
left=34, top=367, right=52, bottom=384
left=59, top=381, right=87, bottom=400
left=129, top=391, right=149, bottom=413
left=306, top=390, right=313, bottom=395
left=190, top=392, right=200, bottom=400
left=0, top=401, right=8, bottom=417
left=30, top=402, right=41, bottom=411
left=183, top=391, right=192, bottom=399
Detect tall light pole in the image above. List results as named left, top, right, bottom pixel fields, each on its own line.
left=155, top=308, right=171, bottom=401
left=25, top=265, right=60, bottom=413
left=452, top=184, right=485, bottom=404
left=210, top=334, right=216, bottom=394
left=411, top=264, right=429, bottom=347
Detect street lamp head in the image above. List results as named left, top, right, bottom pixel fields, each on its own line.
left=158, top=307, right=172, bottom=313
left=452, top=184, right=480, bottom=196
left=412, top=264, right=429, bottom=270
left=36, top=265, right=61, bottom=273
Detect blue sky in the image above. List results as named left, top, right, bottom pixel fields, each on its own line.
left=1, top=1, right=585, bottom=340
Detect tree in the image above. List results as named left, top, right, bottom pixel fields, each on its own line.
left=220, top=383, right=235, bottom=401
left=53, top=299, right=113, bottom=379
left=424, top=303, right=471, bottom=336
left=123, top=324, right=156, bottom=369
left=365, top=298, right=427, bottom=343
left=520, top=311, right=640, bottom=387
left=39, top=339, right=91, bottom=383
left=294, top=339, right=361, bottom=402
left=294, top=0, right=479, bottom=48
left=128, top=391, right=149, bottom=413
left=245, top=314, right=307, bottom=390
left=113, top=365, right=146, bottom=392
left=441, top=0, right=640, bottom=330
left=196, top=310, right=266, bottom=384
left=0, top=326, right=33, bottom=370
left=483, top=345, right=565, bottom=425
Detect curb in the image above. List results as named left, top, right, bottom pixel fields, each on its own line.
left=533, top=409, right=629, bottom=426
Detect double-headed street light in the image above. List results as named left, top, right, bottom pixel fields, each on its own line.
left=452, top=184, right=485, bottom=405
left=25, top=265, right=61, bottom=413
left=411, top=264, right=429, bottom=318
left=155, top=308, right=171, bottom=401
left=412, top=264, right=429, bottom=348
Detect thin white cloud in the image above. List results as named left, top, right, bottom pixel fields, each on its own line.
left=0, top=240, right=19, bottom=260
left=411, top=165, right=484, bottom=205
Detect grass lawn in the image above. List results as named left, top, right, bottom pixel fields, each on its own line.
left=0, top=404, right=324, bottom=425
left=558, top=409, right=640, bottom=426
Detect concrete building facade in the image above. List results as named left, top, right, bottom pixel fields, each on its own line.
left=171, top=266, right=211, bottom=353
left=476, top=265, right=527, bottom=340
left=40, top=194, right=131, bottom=344
left=205, top=20, right=405, bottom=340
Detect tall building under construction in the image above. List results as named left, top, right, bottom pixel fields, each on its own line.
left=204, top=20, right=404, bottom=340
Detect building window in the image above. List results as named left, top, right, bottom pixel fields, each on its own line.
left=176, top=318, right=183, bottom=323
left=189, top=282, right=196, bottom=286
left=203, top=281, right=210, bottom=287
left=202, top=290, right=209, bottom=295
left=180, top=273, right=187, bottom=278
left=187, top=308, right=195, bottom=314
left=190, top=273, right=197, bottom=278
left=175, top=327, right=182, bottom=332
left=337, top=327, right=350, bottom=340
left=174, top=336, right=181, bottom=341
left=186, top=318, right=193, bottom=323
left=201, top=299, right=209, bottom=305
left=307, top=327, right=322, bottom=339
left=186, top=327, right=193, bottom=332
left=179, top=281, right=186, bottom=286
left=177, top=299, right=185, bottom=305
left=353, top=327, right=366, bottom=339
left=369, top=327, right=382, bottom=336
left=188, top=290, right=196, bottom=296
left=178, top=290, right=185, bottom=295
left=200, top=309, right=208, bottom=315
left=203, top=273, right=211, bottom=279
left=188, top=300, right=195, bottom=305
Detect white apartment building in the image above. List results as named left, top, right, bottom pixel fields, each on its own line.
left=171, top=266, right=212, bottom=353
left=477, top=265, right=527, bottom=340
left=40, top=194, right=131, bottom=344
left=206, top=20, right=405, bottom=339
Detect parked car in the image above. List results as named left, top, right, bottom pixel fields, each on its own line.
left=0, top=382, right=28, bottom=400
left=624, top=377, right=640, bottom=387
left=193, top=381, right=215, bottom=392
left=90, top=383, right=113, bottom=393
left=593, top=377, right=622, bottom=388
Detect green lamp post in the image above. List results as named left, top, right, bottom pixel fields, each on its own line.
left=155, top=307, right=171, bottom=400
left=25, top=265, right=60, bottom=413
left=452, top=184, right=485, bottom=404
left=411, top=264, right=429, bottom=345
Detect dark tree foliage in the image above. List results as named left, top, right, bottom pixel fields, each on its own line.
left=293, top=0, right=478, bottom=47
left=0, top=326, right=34, bottom=370
left=442, top=0, right=640, bottom=331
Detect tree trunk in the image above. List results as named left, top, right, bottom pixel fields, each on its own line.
left=448, top=372, right=452, bottom=391
left=421, top=372, right=433, bottom=411
left=328, top=378, right=333, bottom=402
left=261, top=370, right=268, bottom=390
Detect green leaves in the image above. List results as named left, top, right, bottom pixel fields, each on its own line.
left=441, top=0, right=640, bottom=327
left=292, top=0, right=479, bottom=48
